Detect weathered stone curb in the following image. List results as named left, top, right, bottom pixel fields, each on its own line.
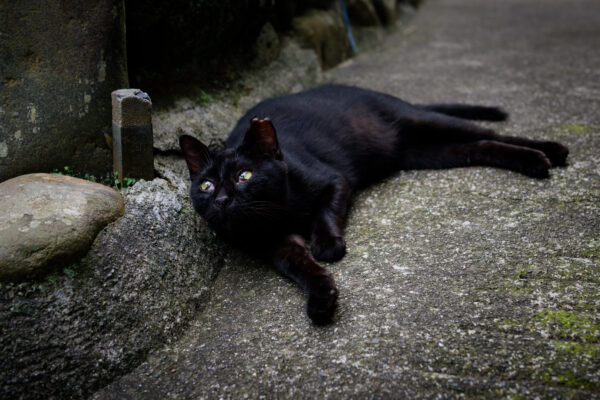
left=0, top=179, right=225, bottom=400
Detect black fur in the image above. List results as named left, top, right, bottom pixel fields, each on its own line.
left=179, top=84, right=568, bottom=324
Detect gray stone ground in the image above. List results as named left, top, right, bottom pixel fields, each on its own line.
left=94, top=0, right=600, bottom=398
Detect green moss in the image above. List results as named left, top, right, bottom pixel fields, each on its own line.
left=559, top=123, right=596, bottom=135
left=552, top=341, right=600, bottom=358
left=40, top=263, right=83, bottom=285
left=581, top=238, right=600, bottom=258
left=540, top=341, right=600, bottom=390
left=582, top=249, right=600, bottom=258
left=501, top=318, right=521, bottom=325
left=560, top=260, right=600, bottom=284
left=536, top=310, right=600, bottom=342
left=511, top=265, right=532, bottom=280
left=542, top=368, right=599, bottom=390
left=62, top=263, right=82, bottom=279
left=45, top=271, right=61, bottom=284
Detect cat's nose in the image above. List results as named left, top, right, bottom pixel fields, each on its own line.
left=214, top=192, right=230, bottom=208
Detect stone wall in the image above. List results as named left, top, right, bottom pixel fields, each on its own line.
left=124, top=0, right=335, bottom=96
left=0, top=0, right=415, bottom=183
left=124, top=0, right=413, bottom=95
left=0, top=0, right=128, bottom=182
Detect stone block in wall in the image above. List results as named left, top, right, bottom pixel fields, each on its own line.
left=292, top=9, right=352, bottom=69
left=0, top=0, right=129, bottom=182
left=346, top=0, right=381, bottom=26
left=374, top=0, right=398, bottom=26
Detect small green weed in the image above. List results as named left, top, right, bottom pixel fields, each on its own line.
left=52, top=166, right=75, bottom=176
left=199, top=90, right=213, bottom=106
left=51, top=167, right=136, bottom=190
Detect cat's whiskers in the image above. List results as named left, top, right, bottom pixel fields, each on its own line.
left=230, top=200, right=286, bottom=222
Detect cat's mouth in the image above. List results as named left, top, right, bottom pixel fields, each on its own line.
left=214, top=200, right=286, bottom=226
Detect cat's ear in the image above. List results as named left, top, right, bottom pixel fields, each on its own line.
left=241, top=117, right=283, bottom=160
left=179, top=135, right=212, bottom=178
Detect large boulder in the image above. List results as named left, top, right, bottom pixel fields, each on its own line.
left=0, top=0, right=128, bottom=182
left=0, top=179, right=225, bottom=399
left=0, top=173, right=124, bottom=281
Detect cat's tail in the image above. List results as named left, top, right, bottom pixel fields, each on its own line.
left=420, top=104, right=509, bottom=122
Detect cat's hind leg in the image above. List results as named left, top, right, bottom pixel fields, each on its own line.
left=491, top=136, right=569, bottom=167
left=402, top=112, right=568, bottom=168
left=419, top=104, right=508, bottom=122
left=398, top=141, right=552, bottom=178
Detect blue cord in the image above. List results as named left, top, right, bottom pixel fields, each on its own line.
left=339, top=0, right=359, bottom=54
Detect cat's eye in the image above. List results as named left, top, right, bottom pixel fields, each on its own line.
left=237, top=170, right=253, bottom=183
left=200, top=180, right=214, bottom=192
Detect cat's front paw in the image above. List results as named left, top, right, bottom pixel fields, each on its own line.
left=311, top=235, right=346, bottom=262
left=306, top=274, right=338, bottom=325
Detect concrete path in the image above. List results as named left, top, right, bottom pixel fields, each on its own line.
left=94, top=0, right=600, bottom=398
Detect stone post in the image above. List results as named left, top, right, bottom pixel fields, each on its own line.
left=111, top=89, right=154, bottom=183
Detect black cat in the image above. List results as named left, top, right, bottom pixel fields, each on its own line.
left=179, top=84, right=568, bottom=324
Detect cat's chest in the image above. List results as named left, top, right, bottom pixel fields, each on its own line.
left=287, top=168, right=328, bottom=215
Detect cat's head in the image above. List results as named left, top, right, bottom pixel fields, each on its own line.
left=179, top=118, right=289, bottom=237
